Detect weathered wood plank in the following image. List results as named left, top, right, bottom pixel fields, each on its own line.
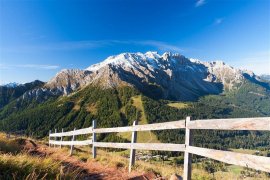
left=50, top=127, right=93, bottom=137
left=94, top=142, right=185, bottom=151
left=187, top=117, right=270, bottom=131
left=70, top=128, right=76, bottom=155
left=183, top=117, right=192, bottom=180
left=50, top=141, right=185, bottom=151
left=50, top=117, right=270, bottom=137
left=60, top=128, right=63, bottom=148
left=54, top=129, right=57, bottom=148
left=49, top=139, right=92, bottom=146
left=187, top=146, right=270, bottom=173
left=94, top=120, right=185, bottom=133
left=49, top=130, right=51, bottom=147
left=50, top=120, right=185, bottom=137
left=129, top=120, right=138, bottom=173
left=92, top=120, right=97, bottom=158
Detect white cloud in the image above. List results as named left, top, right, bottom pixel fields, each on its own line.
left=0, top=64, right=10, bottom=69
left=230, top=51, right=270, bottom=75
left=1, top=40, right=183, bottom=53
left=195, top=0, right=206, bottom=7
left=49, top=40, right=183, bottom=52
left=19, top=64, right=59, bottom=69
left=130, top=40, right=183, bottom=52
left=0, top=64, right=60, bottom=70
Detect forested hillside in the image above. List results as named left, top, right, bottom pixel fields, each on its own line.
left=0, top=80, right=44, bottom=109
left=0, top=86, right=138, bottom=137
left=142, top=80, right=270, bottom=150
left=0, top=78, right=269, bottom=150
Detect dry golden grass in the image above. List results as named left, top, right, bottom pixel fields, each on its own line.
left=1, top=132, right=269, bottom=180
left=73, top=104, right=81, bottom=111
left=0, top=132, right=83, bottom=180
left=86, top=103, right=98, bottom=115
left=0, top=134, right=22, bottom=154
left=167, top=102, right=190, bottom=109
left=69, top=144, right=270, bottom=180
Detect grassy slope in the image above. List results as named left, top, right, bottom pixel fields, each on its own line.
left=167, top=102, right=190, bottom=109
left=1, top=133, right=269, bottom=179
left=118, top=95, right=159, bottom=143
left=227, top=148, right=269, bottom=176
left=0, top=133, right=81, bottom=179
left=44, top=140, right=270, bottom=179
left=132, top=95, right=160, bottom=143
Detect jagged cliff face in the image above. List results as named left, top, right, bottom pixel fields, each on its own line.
left=24, top=52, right=262, bottom=101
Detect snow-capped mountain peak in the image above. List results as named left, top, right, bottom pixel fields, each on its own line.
left=86, top=51, right=188, bottom=72
left=30, top=51, right=262, bottom=101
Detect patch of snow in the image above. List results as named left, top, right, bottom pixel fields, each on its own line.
left=1, top=82, right=20, bottom=88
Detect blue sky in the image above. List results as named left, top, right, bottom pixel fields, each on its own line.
left=0, top=0, right=269, bottom=84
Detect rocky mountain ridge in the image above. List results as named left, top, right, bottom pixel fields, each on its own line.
left=0, top=80, right=44, bottom=108
left=22, top=52, right=263, bottom=101
left=260, top=74, right=270, bottom=82
left=0, top=82, right=20, bottom=88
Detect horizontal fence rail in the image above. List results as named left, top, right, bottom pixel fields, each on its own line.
left=186, top=146, right=270, bottom=173
left=187, top=117, right=270, bottom=131
left=94, top=142, right=186, bottom=152
left=94, top=120, right=186, bottom=133
left=49, top=139, right=93, bottom=146
left=49, top=116, right=270, bottom=180
left=50, top=127, right=93, bottom=137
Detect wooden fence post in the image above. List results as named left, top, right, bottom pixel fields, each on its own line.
left=183, top=116, right=192, bottom=180
left=70, top=128, right=76, bottom=155
left=129, top=120, right=138, bottom=173
left=92, top=120, right=97, bottom=158
left=54, top=129, right=57, bottom=148
left=49, top=130, right=51, bottom=147
left=60, top=128, right=63, bottom=148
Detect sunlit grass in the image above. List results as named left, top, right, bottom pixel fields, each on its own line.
left=167, top=102, right=190, bottom=109
left=0, top=132, right=82, bottom=179
left=117, top=95, right=160, bottom=143
left=1, top=132, right=269, bottom=180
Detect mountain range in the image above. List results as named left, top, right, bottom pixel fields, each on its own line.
left=0, top=52, right=269, bottom=149
left=21, top=52, right=268, bottom=101
left=260, top=74, right=270, bottom=81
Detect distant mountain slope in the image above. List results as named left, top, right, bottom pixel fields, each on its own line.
left=0, top=80, right=44, bottom=109
left=1, top=82, right=20, bottom=88
left=260, top=74, right=270, bottom=82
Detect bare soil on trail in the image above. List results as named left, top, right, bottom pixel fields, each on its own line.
left=21, top=139, right=159, bottom=180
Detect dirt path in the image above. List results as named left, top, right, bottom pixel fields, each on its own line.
left=23, top=139, right=156, bottom=180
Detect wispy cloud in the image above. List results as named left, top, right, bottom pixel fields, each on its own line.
left=195, top=0, right=206, bottom=7
left=0, top=64, right=60, bottom=70
left=214, top=18, right=224, bottom=25
left=0, top=64, right=10, bottom=70
left=134, top=40, right=183, bottom=52
left=229, top=51, right=270, bottom=75
left=49, top=40, right=183, bottom=52
left=19, top=64, right=59, bottom=69
left=1, top=40, right=183, bottom=53
left=120, top=40, right=184, bottom=52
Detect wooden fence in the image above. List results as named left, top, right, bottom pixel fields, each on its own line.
left=49, top=117, right=270, bottom=180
